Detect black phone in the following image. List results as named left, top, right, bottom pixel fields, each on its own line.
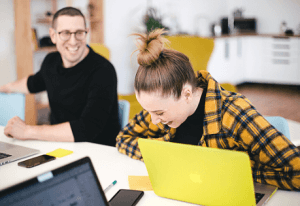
left=109, top=189, right=144, bottom=206
left=18, top=154, right=56, bottom=168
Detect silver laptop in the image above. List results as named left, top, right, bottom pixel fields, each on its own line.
left=0, top=157, right=110, bottom=206
left=0, top=141, right=40, bottom=166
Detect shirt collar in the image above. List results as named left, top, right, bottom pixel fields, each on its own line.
left=196, top=71, right=223, bottom=135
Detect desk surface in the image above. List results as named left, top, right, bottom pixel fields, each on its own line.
left=1, top=120, right=300, bottom=206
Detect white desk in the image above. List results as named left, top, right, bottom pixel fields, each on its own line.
left=1, top=121, right=300, bottom=206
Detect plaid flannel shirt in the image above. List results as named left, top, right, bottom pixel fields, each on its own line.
left=116, top=70, right=300, bottom=191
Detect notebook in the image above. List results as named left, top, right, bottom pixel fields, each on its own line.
left=138, top=138, right=278, bottom=206
left=0, top=157, right=110, bottom=206
left=0, top=141, right=40, bottom=166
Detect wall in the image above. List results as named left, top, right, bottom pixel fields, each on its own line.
left=0, top=0, right=16, bottom=85
left=1, top=0, right=300, bottom=94
left=105, top=0, right=228, bottom=94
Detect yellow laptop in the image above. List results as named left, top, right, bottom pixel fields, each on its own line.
left=138, top=138, right=277, bottom=206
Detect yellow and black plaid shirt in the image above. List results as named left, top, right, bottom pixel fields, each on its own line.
left=116, top=71, right=300, bottom=191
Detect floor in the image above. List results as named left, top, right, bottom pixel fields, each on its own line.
left=236, top=83, right=300, bottom=123
left=37, top=83, right=300, bottom=124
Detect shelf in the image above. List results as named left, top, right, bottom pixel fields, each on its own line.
left=36, top=102, right=50, bottom=110
left=89, top=17, right=102, bottom=23
left=35, top=46, right=57, bottom=53
left=36, top=18, right=52, bottom=25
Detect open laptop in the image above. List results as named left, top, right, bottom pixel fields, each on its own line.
left=138, top=138, right=278, bottom=206
left=0, top=156, right=110, bottom=206
left=0, top=141, right=40, bottom=166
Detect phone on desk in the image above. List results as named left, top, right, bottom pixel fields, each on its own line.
left=109, top=189, right=144, bottom=206
left=18, top=154, right=56, bottom=168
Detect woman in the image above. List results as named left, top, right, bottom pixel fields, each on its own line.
left=116, top=29, right=300, bottom=190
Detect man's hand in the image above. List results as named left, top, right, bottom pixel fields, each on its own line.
left=4, top=117, right=74, bottom=142
left=0, top=83, right=13, bottom=93
left=4, top=116, right=30, bottom=140
left=0, top=77, right=30, bottom=94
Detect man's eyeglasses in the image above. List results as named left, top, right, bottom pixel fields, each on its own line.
left=56, top=30, right=87, bottom=41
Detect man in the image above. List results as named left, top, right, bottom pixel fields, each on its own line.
left=0, top=7, right=120, bottom=146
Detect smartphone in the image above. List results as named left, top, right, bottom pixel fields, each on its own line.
left=18, top=155, right=56, bottom=168
left=109, top=189, right=144, bottom=206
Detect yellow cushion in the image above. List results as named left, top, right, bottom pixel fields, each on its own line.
left=89, top=43, right=110, bottom=60
left=165, top=35, right=214, bottom=72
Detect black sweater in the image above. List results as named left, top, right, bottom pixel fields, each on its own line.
left=27, top=48, right=120, bottom=146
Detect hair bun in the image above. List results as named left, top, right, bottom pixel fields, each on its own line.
left=133, top=28, right=168, bottom=66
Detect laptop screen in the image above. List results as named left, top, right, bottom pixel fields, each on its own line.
left=0, top=157, right=109, bottom=206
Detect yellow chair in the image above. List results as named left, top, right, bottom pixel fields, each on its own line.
left=118, top=94, right=143, bottom=120
left=165, top=36, right=237, bottom=92
left=89, top=43, right=110, bottom=60
left=220, top=83, right=238, bottom=93
left=165, top=35, right=214, bottom=72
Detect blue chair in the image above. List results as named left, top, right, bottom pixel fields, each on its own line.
left=265, top=116, right=290, bottom=140
left=0, top=93, right=25, bottom=126
left=118, top=100, right=130, bottom=129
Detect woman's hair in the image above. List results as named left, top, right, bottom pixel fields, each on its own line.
left=133, top=29, right=198, bottom=99
left=52, top=7, right=86, bottom=29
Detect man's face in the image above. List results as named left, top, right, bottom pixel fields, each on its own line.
left=49, top=15, right=89, bottom=68
left=136, top=90, right=191, bottom=128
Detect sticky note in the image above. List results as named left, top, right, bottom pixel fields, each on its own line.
left=128, top=176, right=153, bottom=191
left=46, top=148, right=73, bottom=158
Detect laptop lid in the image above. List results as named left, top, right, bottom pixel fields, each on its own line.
left=0, top=141, right=40, bottom=166
left=0, top=156, right=110, bottom=206
left=138, top=138, right=276, bottom=206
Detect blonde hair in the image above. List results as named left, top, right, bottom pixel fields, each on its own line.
left=133, top=29, right=198, bottom=99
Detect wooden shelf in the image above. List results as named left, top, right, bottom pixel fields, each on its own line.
left=35, top=46, right=57, bottom=53
left=89, top=17, right=102, bottom=23
left=36, top=102, right=50, bottom=110
left=36, top=18, right=52, bottom=25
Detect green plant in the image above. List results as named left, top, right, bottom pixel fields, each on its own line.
left=143, top=7, right=169, bottom=33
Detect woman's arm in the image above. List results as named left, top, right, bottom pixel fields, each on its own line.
left=116, top=110, right=175, bottom=160
left=232, top=99, right=300, bottom=190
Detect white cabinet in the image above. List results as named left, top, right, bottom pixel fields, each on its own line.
left=208, top=36, right=300, bottom=85
left=261, top=37, right=299, bottom=84
left=208, top=37, right=247, bottom=85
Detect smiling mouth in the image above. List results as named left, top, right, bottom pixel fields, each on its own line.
left=67, top=46, right=79, bottom=53
left=162, top=121, right=172, bottom=125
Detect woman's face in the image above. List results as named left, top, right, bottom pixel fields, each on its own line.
left=136, top=89, right=193, bottom=128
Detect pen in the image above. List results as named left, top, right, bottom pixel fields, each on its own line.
left=104, top=180, right=117, bottom=192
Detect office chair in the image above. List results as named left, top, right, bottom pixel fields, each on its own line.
left=0, top=93, right=25, bottom=126
left=265, top=116, right=290, bottom=140
left=118, top=100, right=130, bottom=129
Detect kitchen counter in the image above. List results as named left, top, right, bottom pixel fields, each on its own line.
left=207, top=35, right=300, bottom=85
left=214, top=33, right=300, bottom=38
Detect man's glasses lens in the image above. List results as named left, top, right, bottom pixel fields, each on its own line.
left=58, top=30, right=87, bottom=41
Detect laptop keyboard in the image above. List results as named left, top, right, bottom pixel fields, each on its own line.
left=0, top=153, right=11, bottom=159
left=255, top=192, right=265, bottom=203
